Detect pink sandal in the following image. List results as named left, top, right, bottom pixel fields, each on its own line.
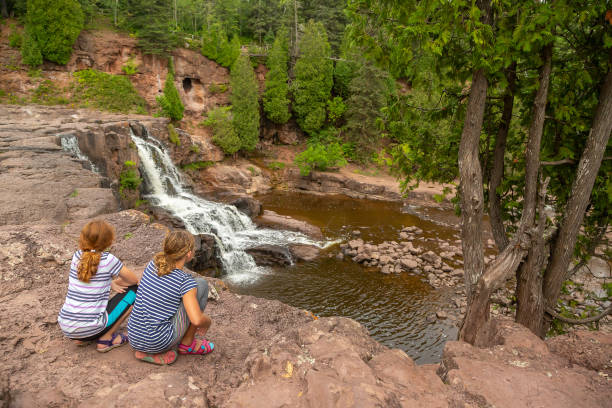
left=178, top=338, right=214, bottom=355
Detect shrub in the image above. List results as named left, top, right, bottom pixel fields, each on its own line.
left=208, top=83, right=228, bottom=94
left=8, top=24, right=22, bottom=48
left=181, top=161, right=214, bottom=171
left=21, top=26, right=42, bottom=67
left=156, top=72, right=184, bottom=120
left=26, top=0, right=84, bottom=65
left=267, top=161, right=286, bottom=171
left=167, top=123, right=180, bottom=146
left=203, top=106, right=241, bottom=155
left=72, top=69, right=147, bottom=114
left=294, top=142, right=347, bottom=176
left=190, top=144, right=200, bottom=153
left=327, top=96, right=346, bottom=123
left=119, top=160, right=142, bottom=192
left=121, top=58, right=139, bottom=75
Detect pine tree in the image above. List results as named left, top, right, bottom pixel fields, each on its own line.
left=263, top=27, right=291, bottom=124
left=204, top=107, right=241, bottom=155
left=21, top=25, right=42, bottom=67
left=218, top=35, right=240, bottom=68
left=345, top=61, right=388, bottom=162
left=292, top=20, right=333, bottom=135
left=125, top=0, right=176, bottom=56
left=25, top=0, right=83, bottom=65
left=157, top=59, right=184, bottom=120
left=230, top=54, right=260, bottom=151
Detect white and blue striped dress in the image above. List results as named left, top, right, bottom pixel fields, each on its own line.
left=127, top=260, right=197, bottom=353
left=57, top=251, right=123, bottom=339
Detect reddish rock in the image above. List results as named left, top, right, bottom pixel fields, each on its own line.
left=255, top=210, right=323, bottom=240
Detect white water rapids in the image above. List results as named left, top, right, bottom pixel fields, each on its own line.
left=131, top=131, right=329, bottom=283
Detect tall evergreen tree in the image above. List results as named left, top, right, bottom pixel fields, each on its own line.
left=25, top=0, right=83, bottom=65
left=292, top=20, right=333, bottom=135
left=157, top=59, right=184, bottom=120
left=230, top=54, right=260, bottom=151
left=263, top=26, right=291, bottom=124
left=345, top=61, right=389, bottom=162
left=125, top=0, right=176, bottom=56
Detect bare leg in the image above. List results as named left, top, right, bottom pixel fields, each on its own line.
left=134, top=350, right=177, bottom=365
left=179, top=314, right=211, bottom=347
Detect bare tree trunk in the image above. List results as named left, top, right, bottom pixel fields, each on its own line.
left=542, top=51, right=612, bottom=331
left=0, top=0, right=7, bottom=19
left=515, top=44, right=553, bottom=334
left=458, top=67, right=488, bottom=299
left=489, top=64, right=517, bottom=251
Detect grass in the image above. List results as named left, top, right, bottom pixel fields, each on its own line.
left=181, top=161, right=214, bottom=171
left=71, top=69, right=147, bottom=114
left=31, top=80, right=69, bottom=105
left=123, top=232, right=133, bottom=239
left=69, top=189, right=78, bottom=197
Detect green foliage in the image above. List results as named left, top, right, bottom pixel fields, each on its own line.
left=202, top=24, right=240, bottom=68
left=333, top=58, right=359, bottom=99
left=294, top=141, right=347, bottom=176
left=292, top=20, right=333, bottom=136
left=190, top=144, right=200, bottom=153
left=119, top=160, right=142, bottom=192
left=181, top=161, right=214, bottom=171
left=8, top=24, right=22, bottom=48
left=124, top=0, right=176, bottom=56
left=72, top=69, right=147, bottom=114
left=31, top=79, right=68, bottom=105
left=20, top=25, right=42, bottom=67
left=230, top=54, right=260, bottom=151
left=263, top=26, right=291, bottom=124
left=27, top=68, right=42, bottom=78
left=208, top=83, right=228, bottom=94
left=69, top=189, right=78, bottom=197
left=167, top=123, right=180, bottom=146
left=203, top=106, right=241, bottom=155
left=267, top=161, right=285, bottom=171
left=157, top=72, right=184, bottom=120
left=344, top=61, right=389, bottom=163
left=121, top=58, right=139, bottom=75
left=326, top=96, right=346, bottom=124
left=26, top=0, right=83, bottom=64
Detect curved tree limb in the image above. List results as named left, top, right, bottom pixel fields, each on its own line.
left=546, top=305, right=612, bottom=324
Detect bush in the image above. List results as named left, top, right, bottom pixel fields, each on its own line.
left=21, top=26, right=42, bottom=67
left=294, top=142, right=347, bottom=176
left=167, top=123, right=180, bottom=146
left=267, top=161, right=286, bottom=171
left=121, top=58, right=139, bottom=75
left=8, top=24, right=22, bottom=48
left=327, top=96, right=346, bottom=123
left=203, top=106, right=241, bottom=155
left=119, top=161, right=142, bottom=192
left=26, top=0, right=84, bottom=65
left=208, top=83, right=228, bottom=94
left=181, top=161, right=214, bottom=171
left=156, top=72, right=184, bottom=120
left=72, top=69, right=147, bottom=113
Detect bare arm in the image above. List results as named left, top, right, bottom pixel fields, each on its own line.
left=115, top=266, right=139, bottom=285
left=182, top=289, right=211, bottom=328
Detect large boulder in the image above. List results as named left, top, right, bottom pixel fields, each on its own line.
left=186, top=233, right=221, bottom=275
left=230, top=196, right=262, bottom=218
left=255, top=210, right=323, bottom=240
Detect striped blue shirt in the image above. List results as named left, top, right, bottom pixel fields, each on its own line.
left=127, top=260, right=197, bottom=353
left=58, top=251, right=123, bottom=338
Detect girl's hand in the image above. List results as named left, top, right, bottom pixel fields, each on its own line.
left=111, top=280, right=127, bottom=293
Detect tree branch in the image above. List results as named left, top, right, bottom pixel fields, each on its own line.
left=545, top=305, right=612, bottom=324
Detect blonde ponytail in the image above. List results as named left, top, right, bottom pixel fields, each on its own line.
left=155, top=230, right=195, bottom=276
left=77, top=220, right=115, bottom=283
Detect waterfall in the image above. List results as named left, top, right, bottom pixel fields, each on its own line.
left=60, top=134, right=100, bottom=173
left=131, top=130, right=327, bottom=283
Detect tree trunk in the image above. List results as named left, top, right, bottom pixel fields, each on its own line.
left=542, top=51, right=612, bottom=331
left=515, top=44, right=553, bottom=334
left=1, top=0, right=8, bottom=18
left=489, top=64, right=517, bottom=251
left=458, top=67, right=488, bottom=299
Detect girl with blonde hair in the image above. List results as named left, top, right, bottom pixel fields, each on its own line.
left=58, top=220, right=139, bottom=351
left=128, top=230, right=214, bottom=365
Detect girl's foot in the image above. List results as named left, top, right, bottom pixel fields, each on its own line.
left=96, top=332, right=128, bottom=352
left=178, top=338, right=214, bottom=355
left=134, top=350, right=178, bottom=365
left=73, top=339, right=90, bottom=347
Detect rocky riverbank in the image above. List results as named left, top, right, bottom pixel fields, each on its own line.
left=1, top=101, right=610, bottom=408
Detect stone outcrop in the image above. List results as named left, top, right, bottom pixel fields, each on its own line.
left=255, top=210, right=323, bottom=240
left=246, top=244, right=293, bottom=266
left=229, top=195, right=263, bottom=218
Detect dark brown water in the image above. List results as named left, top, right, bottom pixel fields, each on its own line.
left=226, top=192, right=462, bottom=364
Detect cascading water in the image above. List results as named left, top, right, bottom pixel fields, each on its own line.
left=60, top=134, right=100, bottom=173
left=131, top=130, right=328, bottom=283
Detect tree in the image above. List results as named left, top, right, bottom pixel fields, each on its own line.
left=204, top=106, right=241, bottom=155
left=230, top=54, right=260, bottom=151
left=292, top=20, right=333, bottom=135
left=25, top=0, right=83, bottom=65
left=125, top=0, right=176, bottom=56
left=347, top=0, right=612, bottom=343
left=157, top=59, right=184, bottom=120
left=263, top=26, right=291, bottom=124
left=344, top=61, right=388, bottom=162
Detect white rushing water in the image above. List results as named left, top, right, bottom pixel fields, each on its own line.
left=60, top=134, right=100, bottom=173
left=131, top=130, right=328, bottom=283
